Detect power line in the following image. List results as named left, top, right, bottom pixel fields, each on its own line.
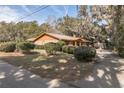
left=76, top=5, right=79, bottom=16
left=17, top=5, right=49, bottom=21
left=16, top=5, right=49, bottom=22
left=0, top=5, right=43, bottom=21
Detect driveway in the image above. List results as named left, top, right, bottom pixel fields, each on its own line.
left=0, top=60, right=70, bottom=88
left=66, top=50, right=124, bottom=88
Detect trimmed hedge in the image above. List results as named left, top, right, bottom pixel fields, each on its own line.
left=62, top=45, right=76, bottom=54
left=74, top=46, right=96, bottom=62
left=16, top=42, right=35, bottom=53
left=44, top=42, right=61, bottom=55
left=57, top=41, right=66, bottom=47
left=35, top=45, right=44, bottom=49
left=68, top=46, right=76, bottom=54
left=56, top=41, right=66, bottom=51
left=62, top=45, right=69, bottom=53
left=0, top=42, right=16, bottom=52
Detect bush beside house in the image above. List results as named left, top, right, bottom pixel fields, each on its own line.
left=44, top=42, right=61, bottom=55
left=16, top=42, right=35, bottom=54
left=57, top=40, right=66, bottom=50
left=62, top=45, right=76, bottom=54
left=35, top=45, right=44, bottom=49
left=0, top=42, right=16, bottom=52
left=68, top=46, right=76, bottom=54
left=74, top=46, right=96, bottom=62
left=62, top=45, right=69, bottom=53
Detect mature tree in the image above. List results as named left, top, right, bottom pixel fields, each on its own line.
left=110, top=6, right=124, bottom=48
left=39, top=23, right=54, bottom=33
left=56, top=15, right=80, bottom=36
left=0, top=21, right=54, bottom=42
left=77, top=5, right=117, bottom=45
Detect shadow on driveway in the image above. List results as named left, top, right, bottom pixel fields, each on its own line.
left=0, top=61, right=69, bottom=88
left=66, top=50, right=124, bottom=88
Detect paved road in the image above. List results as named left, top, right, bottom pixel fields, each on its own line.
left=66, top=50, right=124, bottom=88
left=0, top=61, right=70, bottom=88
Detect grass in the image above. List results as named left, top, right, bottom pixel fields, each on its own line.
left=0, top=52, right=94, bottom=81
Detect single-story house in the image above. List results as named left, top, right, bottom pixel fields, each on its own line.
left=28, top=32, right=90, bottom=46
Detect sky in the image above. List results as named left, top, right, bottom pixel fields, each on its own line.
left=0, top=5, right=77, bottom=24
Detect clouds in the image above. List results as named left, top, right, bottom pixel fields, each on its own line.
left=63, top=6, right=69, bottom=16
left=0, top=6, right=20, bottom=22
left=0, top=5, right=76, bottom=24
left=50, top=6, right=64, bottom=16
left=49, top=5, right=70, bottom=18
left=21, top=5, right=31, bottom=13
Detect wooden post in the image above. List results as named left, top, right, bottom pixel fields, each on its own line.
left=79, top=42, right=82, bottom=46
left=75, top=41, right=77, bottom=46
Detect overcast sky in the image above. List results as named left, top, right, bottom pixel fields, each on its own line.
left=0, top=5, right=77, bottom=24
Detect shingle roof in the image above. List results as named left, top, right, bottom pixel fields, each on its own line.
left=46, top=33, right=80, bottom=41
left=33, top=32, right=90, bottom=42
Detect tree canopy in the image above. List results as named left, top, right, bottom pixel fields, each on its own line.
left=0, top=5, right=124, bottom=50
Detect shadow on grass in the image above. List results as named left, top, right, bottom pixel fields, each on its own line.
left=0, top=53, right=94, bottom=82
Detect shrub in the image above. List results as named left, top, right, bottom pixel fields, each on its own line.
left=16, top=42, right=35, bottom=53
left=54, top=43, right=61, bottom=51
left=44, top=42, right=61, bottom=55
left=68, top=46, right=76, bottom=54
left=57, top=41, right=66, bottom=47
left=35, top=45, right=44, bottom=49
left=0, top=42, right=16, bottom=52
left=74, top=46, right=96, bottom=62
left=56, top=41, right=66, bottom=51
left=118, top=47, right=124, bottom=57
left=62, top=45, right=76, bottom=54
left=62, top=45, right=69, bottom=53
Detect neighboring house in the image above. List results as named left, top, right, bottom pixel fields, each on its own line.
left=28, top=32, right=90, bottom=46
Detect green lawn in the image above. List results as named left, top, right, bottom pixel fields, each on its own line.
left=0, top=52, right=94, bottom=81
